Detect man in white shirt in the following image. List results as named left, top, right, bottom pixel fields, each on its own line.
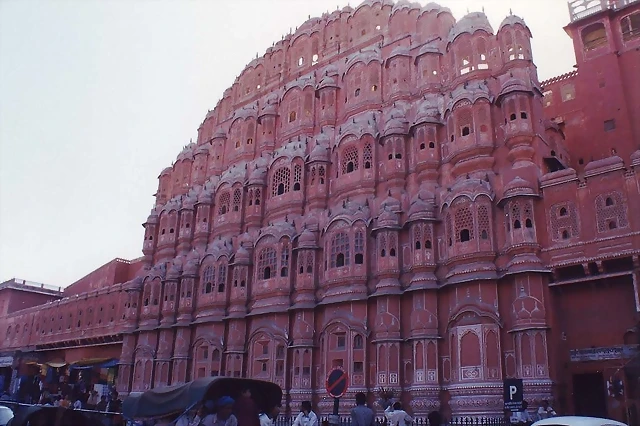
left=537, top=400, right=557, bottom=420
left=259, top=404, right=281, bottom=426
left=384, top=402, right=413, bottom=426
left=513, top=401, right=533, bottom=424
left=292, top=401, right=318, bottom=426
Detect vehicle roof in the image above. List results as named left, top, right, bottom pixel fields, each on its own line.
left=533, top=416, right=627, bottom=426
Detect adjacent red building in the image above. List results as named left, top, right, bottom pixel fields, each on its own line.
left=1, top=0, right=639, bottom=422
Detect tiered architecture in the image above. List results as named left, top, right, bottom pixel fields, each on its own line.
left=1, top=0, right=639, bottom=420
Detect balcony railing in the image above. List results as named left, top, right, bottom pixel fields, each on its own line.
left=569, top=0, right=639, bottom=23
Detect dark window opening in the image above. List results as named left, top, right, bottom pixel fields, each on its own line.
left=510, top=113, right=517, bottom=121
left=605, top=197, right=614, bottom=206
left=306, top=265, right=312, bottom=273
left=355, top=253, right=363, bottom=264
left=293, top=182, right=301, bottom=191
left=255, top=198, right=260, bottom=205
left=355, top=88, right=360, bottom=97
left=520, top=112, right=527, bottom=119
left=450, top=135, right=454, bottom=142
left=448, top=238, right=452, bottom=246
left=525, top=219, right=533, bottom=228
left=425, top=240, right=432, bottom=249
left=277, top=183, right=285, bottom=195
left=420, top=143, right=426, bottom=150
left=280, top=267, right=288, bottom=277
left=415, top=241, right=421, bottom=250
left=148, top=235, right=153, bottom=241
left=299, top=266, right=304, bottom=274
left=263, top=267, right=271, bottom=280
left=388, top=154, right=393, bottom=160
left=579, top=158, right=584, bottom=165
left=206, top=282, right=212, bottom=293
left=390, top=248, right=396, bottom=257
left=380, top=249, right=386, bottom=257
left=559, top=207, right=568, bottom=216
left=364, top=161, right=371, bottom=169
left=169, top=228, right=174, bottom=234
left=460, top=229, right=471, bottom=242
left=336, top=253, right=345, bottom=267
left=395, top=153, right=401, bottom=159
left=429, top=142, right=435, bottom=148
left=217, top=283, right=224, bottom=292
left=461, top=126, right=470, bottom=136
left=346, top=162, right=355, bottom=173
left=233, top=205, right=239, bottom=212
left=562, top=230, right=570, bottom=239
left=481, top=230, right=488, bottom=240
left=514, top=220, right=522, bottom=229
left=144, top=298, right=149, bottom=306
left=220, top=206, right=227, bottom=214
left=240, top=280, right=245, bottom=287
left=608, top=220, right=617, bottom=230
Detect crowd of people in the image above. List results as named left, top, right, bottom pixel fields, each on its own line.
left=504, top=400, right=557, bottom=425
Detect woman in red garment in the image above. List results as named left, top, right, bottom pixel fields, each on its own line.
left=234, top=388, right=260, bottom=426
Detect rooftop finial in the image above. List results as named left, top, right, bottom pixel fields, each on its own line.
left=510, top=8, right=513, bottom=15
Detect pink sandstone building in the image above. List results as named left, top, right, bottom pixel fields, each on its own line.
left=2, top=0, right=640, bottom=421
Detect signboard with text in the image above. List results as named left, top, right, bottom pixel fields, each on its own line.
left=503, top=378, right=524, bottom=412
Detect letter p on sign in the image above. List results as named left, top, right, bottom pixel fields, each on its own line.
left=503, top=379, right=523, bottom=412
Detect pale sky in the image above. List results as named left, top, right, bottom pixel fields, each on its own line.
left=0, top=0, right=576, bottom=288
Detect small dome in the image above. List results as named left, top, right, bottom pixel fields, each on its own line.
left=383, top=117, right=409, bottom=137
left=248, top=165, right=267, bottom=186
left=176, top=143, right=196, bottom=161
left=497, top=77, right=532, bottom=102
left=159, top=167, right=172, bottom=177
left=124, top=275, right=144, bottom=291
left=421, top=2, right=451, bottom=15
left=298, top=228, right=317, bottom=248
left=317, top=75, right=338, bottom=90
left=414, top=99, right=441, bottom=126
left=146, top=209, right=159, bottom=224
left=166, top=258, right=183, bottom=279
left=631, top=149, right=640, bottom=167
left=584, top=156, right=624, bottom=174
left=195, top=144, right=210, bottom=156
left=447, top=11, right=494, bottom=44
left=380, top=195, right=401, bottom=213
left=378, top=207, right=400, bottom=228
left=512, top=287, right=545, bottom=323
left=498, top=14, right=530, bottom=33
left=503, top=176, right=537, bottom=199
left=212, top=128, right=226, bottom=139
left=198, top=190, right=213, bottom=204
left=235, top=245, right=251, bottom=263
left=238, top=232, right=254, bottom=249
left=308, top=141, right=330, bottom=163
left=391, top=0, right=415, bottom=15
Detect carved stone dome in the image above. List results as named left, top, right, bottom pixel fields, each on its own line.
left=234, top=245, right=251, bottom=263
left=503, top=176, right=537, bottom=199
left=297, top=228, right=317, bottom=248
left=447, top=11, right=494, bottom=44
left=498, top=14, right=530, bottom=34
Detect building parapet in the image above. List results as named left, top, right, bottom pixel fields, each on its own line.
left=568, top=0, right=639, bottom=23
left=541, top=70, right=578, bottom=88
left=0, top=278, right=63, bottom=294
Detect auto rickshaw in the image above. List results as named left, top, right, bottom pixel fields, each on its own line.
left=122, top=377, right=282, bottom=425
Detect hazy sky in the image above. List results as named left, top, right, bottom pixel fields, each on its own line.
left=0, top=0, right=576, bottom=288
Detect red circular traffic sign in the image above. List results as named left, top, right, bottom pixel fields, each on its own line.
left=326, top=368, right=349, bottom=398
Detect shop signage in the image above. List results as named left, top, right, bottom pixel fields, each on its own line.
left=0, top=356, right=13, bottom=367
left=570, top=345, right=639, bottom=362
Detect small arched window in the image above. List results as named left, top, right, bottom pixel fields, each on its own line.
left=605, top=197, right=614, bottom=206
left=582, top=22, right=607, bottom=51
left=460, top=229, right=471, bottom=242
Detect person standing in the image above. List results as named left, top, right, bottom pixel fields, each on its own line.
left=514, top=401, right=533, bottom=425
left=537, top=400, right=557, bottom=420
left=351, top=392, right=375, bottom=426
left=292, top=401, right=318, bottom=426
left=234, top=388, right=260, bottom=426
left=384, top=402, right=412, bottom=426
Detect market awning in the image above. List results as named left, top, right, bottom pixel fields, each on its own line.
left=45, top=361, right=67, bottom=368
left=69, top=358, right=118, bottom=369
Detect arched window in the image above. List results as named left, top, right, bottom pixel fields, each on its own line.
left=218, top=192, right=230, bottom=215
left=259, top=248, right=277, bottom=280
left=581, top=22, right=607, bottom=51
left=363, top=143, right=372, bottom=169
left=271, top=167, right=291, bottom=197
left=455, top=206, right=474, bottom=243
left=293, top=164, right=302, bottom=191
left=331, top=232, right=350, bottom=268
left=341, top=147, right=359, bottom=175
left=280, top=244, right=290, bottom=277
left=217, top=264, right=226, bottom=292
left=202, top=265, right=215, bottom=294
left=232, top=188, right=242, bottom=212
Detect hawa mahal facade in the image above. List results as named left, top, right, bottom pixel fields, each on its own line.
left=2, top=0, right=640, bottom=421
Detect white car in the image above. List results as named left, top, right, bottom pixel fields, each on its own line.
left=532, top=416, right=627, bottom=426
left=0, top=406, right=13, bottom=426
